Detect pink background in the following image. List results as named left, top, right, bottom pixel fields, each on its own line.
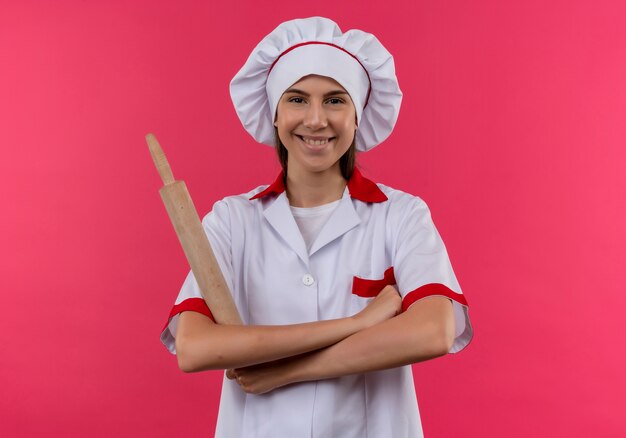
left=1, top=0, right=625, bottom=436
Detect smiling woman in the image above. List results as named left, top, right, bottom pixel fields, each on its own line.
left=160, top=16, right=473, bottom=438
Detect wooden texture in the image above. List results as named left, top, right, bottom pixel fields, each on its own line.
left=147, top=133, right=242, bottom=325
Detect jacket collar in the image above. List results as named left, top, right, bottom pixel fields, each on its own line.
left=249, top=167, right=387, bottom=203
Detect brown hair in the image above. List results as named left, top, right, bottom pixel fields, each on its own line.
left=274, top=127, right=357, bottom=181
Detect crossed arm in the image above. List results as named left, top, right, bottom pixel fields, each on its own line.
left=175, top=286, right=454, bottom=394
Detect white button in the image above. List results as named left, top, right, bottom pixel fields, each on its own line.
left=302, top=274, right=315, bottom=286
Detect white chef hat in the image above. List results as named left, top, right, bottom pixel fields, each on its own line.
left=230, top=17, right=403, bottom=152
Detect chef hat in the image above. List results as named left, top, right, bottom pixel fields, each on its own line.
left=230, top=17, right=403, bottom=152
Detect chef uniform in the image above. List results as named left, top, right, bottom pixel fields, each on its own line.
left=160, top=17, right=473, bottom=438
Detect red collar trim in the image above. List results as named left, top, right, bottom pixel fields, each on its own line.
left=249, top=172, right=286, bottom=200
left=249, top=168, right=388, bottom=203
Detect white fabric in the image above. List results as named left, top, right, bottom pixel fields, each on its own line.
left=229, top=16, right=403, bottom=152
left=160, top=179, right=472, bottom=438
left=289, top=199, right=340, bottom=252
left=266, top=44, right=370, bottom=127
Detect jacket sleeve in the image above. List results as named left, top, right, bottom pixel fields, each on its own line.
left=160, top=199, right=236, bottom=354
left=392, top=196, right=473, bottom=354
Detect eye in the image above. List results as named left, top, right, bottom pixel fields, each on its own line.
left=287, top=96, right=305, bottom=104
left=326, top=97, right=345, bottom=104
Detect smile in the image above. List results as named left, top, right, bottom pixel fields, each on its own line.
left=297, top=135, right=335, bottom=146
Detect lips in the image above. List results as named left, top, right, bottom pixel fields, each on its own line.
left=296, top=135, right=336, bottom=148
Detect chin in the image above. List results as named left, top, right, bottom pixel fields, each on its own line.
left=303, top=162, right=342, bottom=175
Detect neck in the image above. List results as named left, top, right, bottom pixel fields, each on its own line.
left=285, top=166, right=347, bottom=208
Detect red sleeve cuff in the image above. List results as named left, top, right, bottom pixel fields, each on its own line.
left=401, top=283, right=469, bottom=312
left=162, top=297, right=215, bottom=331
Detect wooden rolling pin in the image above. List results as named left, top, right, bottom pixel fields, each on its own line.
left=147, top=133, right=242, bottom=325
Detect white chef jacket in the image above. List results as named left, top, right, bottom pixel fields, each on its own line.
left=160, top=168, right=473, bottom=438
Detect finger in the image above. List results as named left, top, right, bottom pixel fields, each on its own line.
left=386, top=284, right=399, bottom=295
left=226, top=369, right=237, bottom=380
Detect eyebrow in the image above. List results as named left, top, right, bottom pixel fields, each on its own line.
left=283, top=88, right=349, bottom=98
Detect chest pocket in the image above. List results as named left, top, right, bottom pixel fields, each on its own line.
left=350, top=266, right=396, bottom=313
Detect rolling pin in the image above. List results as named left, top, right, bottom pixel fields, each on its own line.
left=146, top=133, right=242, bottom=325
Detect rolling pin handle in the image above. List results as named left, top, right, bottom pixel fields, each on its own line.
left=146, top=133, right=176, bottom=186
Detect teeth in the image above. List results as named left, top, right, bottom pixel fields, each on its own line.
left=301, top=136, right=330, bottom=146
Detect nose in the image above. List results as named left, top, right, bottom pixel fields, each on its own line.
left=303, top=101, right=328, bottom=130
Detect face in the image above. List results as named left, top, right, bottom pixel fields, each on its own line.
left=274, top=75, right=357, bottom=178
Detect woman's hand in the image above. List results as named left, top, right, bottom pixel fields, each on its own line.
left=352, top=285, right=402, bottom=329
left=227, top=357, right=301, bottom=395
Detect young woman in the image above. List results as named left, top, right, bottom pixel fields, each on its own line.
left=160, top=17, right=473, bottom=438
